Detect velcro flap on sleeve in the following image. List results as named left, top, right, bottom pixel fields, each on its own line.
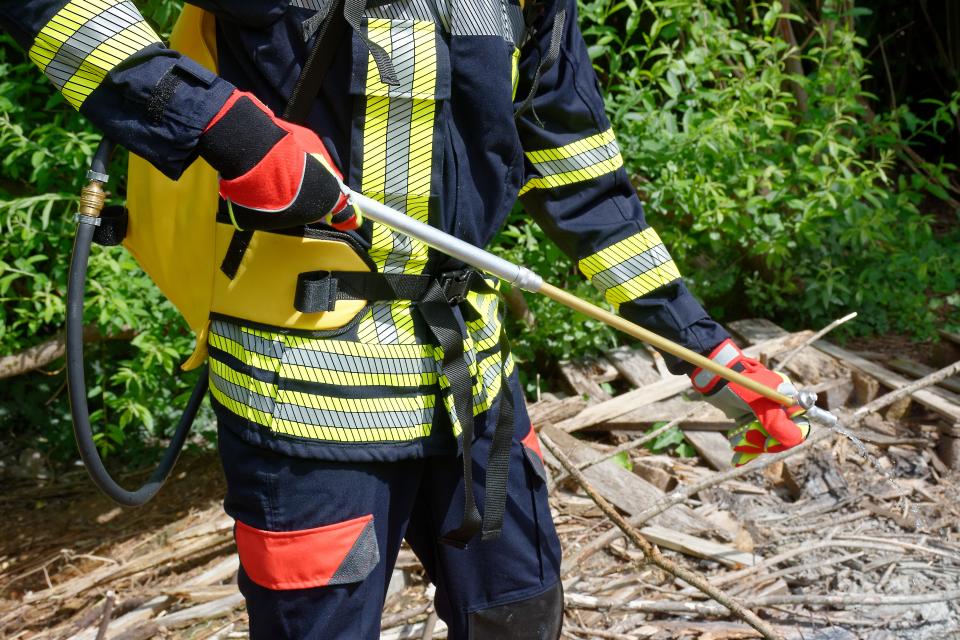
left=235, top=514, right=379, bottom=590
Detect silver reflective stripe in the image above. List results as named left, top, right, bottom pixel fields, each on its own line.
left=452, top=0, right=503, bottom=36
left=211, top=370, right=277, bottom=415
left=692, top=342, right=741, bottom=390
left=369, top=302, right=401, bottom=344
left=211, top=320, right=284, bottom=359
left=712, top=342, right=741, bottom=368
left=529, top=138, right=622, bottom=178
left=284, top=346, right=437, bottom=376
left=588, top=245, right=674, bottom=296
left=43, top=2, right=144, bottom=90
left=505, top=1, right=525, bottom=45
left=692, top=368, right=717, bottom=391
left=291, top=0, right=333, bottom=10
left=275, top=400, right=433, bottom=429
left=366, top=0, right=444, bottom=23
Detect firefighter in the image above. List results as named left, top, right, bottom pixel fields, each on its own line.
left=0, top=1, right=809, bottom=637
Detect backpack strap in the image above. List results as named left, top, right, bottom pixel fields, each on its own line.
left=220, top=0, right=349, bottom=279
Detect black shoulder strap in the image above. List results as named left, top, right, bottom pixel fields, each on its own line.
left=285, top=0, right=350, bottom=123
left=220, top=0, right=349, bottom=279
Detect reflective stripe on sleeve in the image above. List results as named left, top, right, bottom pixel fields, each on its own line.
left=578, top=228, right=682, bottom=308
left=29, top=0, right=162, bottom=109
left=520, top=128, right=624, bottom=194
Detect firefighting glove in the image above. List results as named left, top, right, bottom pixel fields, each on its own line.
left=197, top=90, right=361, bottom=232
left=690, top=339, right=811, bottom=467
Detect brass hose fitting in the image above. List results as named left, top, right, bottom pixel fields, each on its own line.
left=78, top=180, right=106, bottom=218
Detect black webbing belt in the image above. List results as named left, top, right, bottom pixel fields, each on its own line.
left=297, top=269, right=514, bottom=546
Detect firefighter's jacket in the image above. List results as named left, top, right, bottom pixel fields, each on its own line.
left=1, top=0, right=731, bottom=460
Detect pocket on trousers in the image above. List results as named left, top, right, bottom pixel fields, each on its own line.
left=235, top=513, right=379, bottom=590
left=519, top=423, right=547, bottom=484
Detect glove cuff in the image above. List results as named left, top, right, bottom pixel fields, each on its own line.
left=198, top=90, right=287, bottom=180
left=690, top=339, right=744, bottom=394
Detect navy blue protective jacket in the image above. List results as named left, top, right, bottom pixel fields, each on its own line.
left=1, top=0, right=731, bottom=458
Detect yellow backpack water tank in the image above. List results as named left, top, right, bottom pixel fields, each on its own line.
left=124, top=6, right=369, bottom=370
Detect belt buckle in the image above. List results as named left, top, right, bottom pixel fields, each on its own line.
left=440, top=270, right=472, bottom=305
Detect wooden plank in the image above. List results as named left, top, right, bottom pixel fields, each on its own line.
left=683, top=431, right=733, bottom=470
left=940, top=329, right=960, bottom=347
left=887, top=357, right=960, bottom=395
left=558, top=359, right=613, bottom=403
left=527, top=396, right=588, bottom=426
left=604, top=346, right=661, bottom=388
left=814, top=341, right=960, bottom=422
left=557, top=376, right=690, bottom=432
left=729, top=319, right=960, bottom=423
left=807, top=377, right=853, bottom=409
left=728, top=319, right=844, bottom=383
left=587, top=396, right=733, bottom=432
left=556, top=333, right=802, bottom=433
left=542, top=425, right=714, bottom=534
left=639, top=524, right=755, bottom=568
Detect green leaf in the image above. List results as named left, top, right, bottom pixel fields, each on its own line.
left=612, top=451, right=633, bottom=471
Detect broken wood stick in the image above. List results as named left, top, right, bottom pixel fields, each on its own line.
left=552, top=407, right=701, bottom=486
left=565, top=588, right=960, bottom=614
left=777, top=312, right=857, bottom=370
left=94, top=590, right=115, bottom=640
left=540, top=433, right=782, bottom=640
left=563, top=359, right=960, bottom=576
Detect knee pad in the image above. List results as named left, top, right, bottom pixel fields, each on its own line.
left=467, top=582, right=562, bottom=639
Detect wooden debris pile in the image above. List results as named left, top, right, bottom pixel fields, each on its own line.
left=1, top=319, right=959, bottom=639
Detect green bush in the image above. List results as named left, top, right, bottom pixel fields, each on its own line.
left=0, top=2, right=211, bottom=469
left=501, top=0, right=959, bottom=374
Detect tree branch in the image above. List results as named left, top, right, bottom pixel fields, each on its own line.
left=0, top=325, right=136, bottom=380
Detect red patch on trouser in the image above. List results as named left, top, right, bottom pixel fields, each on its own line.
left=520, top=424, right=543, bottom=460
left=235, top=514, right=378, bottom=590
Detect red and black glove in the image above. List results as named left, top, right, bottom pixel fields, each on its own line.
left=197, top=90, right=361, bottom=232
left=691, top=339, right=811, bottom=466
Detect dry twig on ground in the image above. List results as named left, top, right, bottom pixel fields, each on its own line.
left=541, top=433, right=783, bottom=640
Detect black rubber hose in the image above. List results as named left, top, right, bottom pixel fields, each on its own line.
left=90, top=137, right=114, bottom=176
left=66, top=139, right=208, bottom=507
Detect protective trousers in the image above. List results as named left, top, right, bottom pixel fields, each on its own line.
left=217, top=371, right=564, bottom=639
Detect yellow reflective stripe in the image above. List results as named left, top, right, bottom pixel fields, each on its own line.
left=472, top=350, right=514, bottom=414
left=511, top=47, right=521, bottom=100
left=579, top=228, right=682, bottom=305
left=600, top=261, right=682, bottom=306
left=209, top=357, right=276, bottom=398
left=409, top=20, right=438, bottom=100
left=360, top=19, right=441, bottom=341
left=29, top=0, right=160, bottom=109
left=208, top=330, right=281, bottom=372
left=525, top=128, right=618, bottom=164
left=281, top=388, right=434, bottom=413
left=283, top=332, right=434, bottom=360
left=390, top=301, right=418, bottom=345
left=281, top=362, right=437, bottom=387
left=269, top=419, right=432, bottom=442
left=519, top=154, right=623, bottom=194
left=579, top=227, right=664, bottom=278
left=211, top=385, right=433, bottom=442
